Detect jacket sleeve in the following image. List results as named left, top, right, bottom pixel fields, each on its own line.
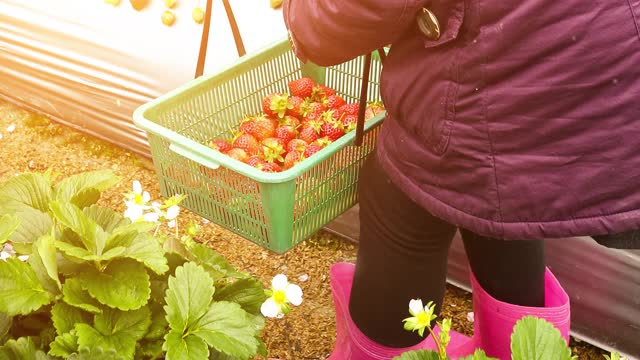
left=283, top=0, right=424, bottom=66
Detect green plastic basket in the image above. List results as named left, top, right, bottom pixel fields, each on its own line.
left=133, top=37, right=384, bottom=253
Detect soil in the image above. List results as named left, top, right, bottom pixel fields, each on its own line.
left=0, top=100, right=610, bottom=359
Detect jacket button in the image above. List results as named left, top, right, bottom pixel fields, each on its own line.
left=417, top=8, right=441, bottom=40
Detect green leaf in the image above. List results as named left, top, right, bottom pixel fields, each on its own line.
left=4, top=205, right=52, bottom=251
left=164, top=330, right=209, bottom=360
left=138, top=339, right=164, bottom=358
left=29, top=235, right=62, bottom=295
left=62, top=278, right=102, bottom=314
left=67, top=345, right=126, bottom=360
left=0, top=258, right=52, bottom=315
left=0, top=312, right=12, bottom=344
left=71, top=188, right=101, bottom=209
left=104, top=222, right=156, bottom=252
left=144, top=303, right=168, bottom=340
left=511, top=316, right=573, bottom=360
left=391, top=349, right=441, bottom=360
left=0, top=173, right=52, bottom=213
left=122, top=233, right=168, bottom=275
left=191, top=301, right=260, bottom=359
left=49, top=331, right=79, bottom=358
left=51, top=201, right=107, bottom=255
left=53, top=170, right=121, bottom=204
left=0, top=214, right=20, bottom=245
left=78, top=259, right=151, bottom=311
left=458, top=349, right=497, bottom=360
left=165, top=262, right=214, bottom=330
left=55, top=240, right=93, bottom=261
left=75, top=306, right=151, bottom=360
left=52, top=302, right=91, bottom=334
left=0, top=337, right=51, bottom=360
left=188, top=243, right=247, bottom=281
left=212, top=278, right=267, bottom=316
left=83, top=205, right=129, bottom=233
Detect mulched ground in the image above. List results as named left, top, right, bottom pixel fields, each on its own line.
left=0, top=100, right=609, bottom=359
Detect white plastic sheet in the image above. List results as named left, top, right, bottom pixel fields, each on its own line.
left=0, top=0, right=287, bottom=156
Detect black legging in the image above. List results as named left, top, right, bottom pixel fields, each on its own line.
left=349, top=152, right=546, bottom=348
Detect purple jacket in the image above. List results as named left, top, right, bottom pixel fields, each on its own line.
left=284, top=0, right=640, bottom=240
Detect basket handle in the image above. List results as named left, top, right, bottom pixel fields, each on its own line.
left=169, top=142, right=221, bottom=169
left=195, top=0, right=247, bottom=79
left=354, top=48, right=386, bottom=146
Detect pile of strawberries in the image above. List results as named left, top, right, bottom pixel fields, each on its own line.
left=207, top=77, right=384, bottom=173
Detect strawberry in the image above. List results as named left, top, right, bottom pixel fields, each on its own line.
left=261, top=138, right=286, bottom=164
left=304, top=144, right=323, bottom=158
left=302, top=111, right=322, bottom=124
left=338, top=103, right=360, bottom=116
left=275, top=125, right=296, bottom=145
left=208, top=139, right=232, bottom=153
left=288, top=77, right=315, bottom=99
left=247, top=115, right=278, bottom=141
left=245, top=156, right=265, bottom=168
left=286, top=96, right=305, bottom=118
left=287, top=139, right=308, bottom=154
left=262, top=162, right=282, bottom=173
left=311, top=84, right=335, bottom=101
left=320, top=121, right=345, bottom=141
left=324, top=94, right=346, bottom=110
left=227, top=148, right=249, bottom=162
left=303, top=101, right=325, bottom=117
left=281, top=115, right=301, bottom=128
left=232, top=134, right=261, bottom=156
left=341, top=114, right=358, bottom=133
left=262, top=92, right=291, bottom=118
left=284, top=151, right=303, bottom=170
left=313, top=136, right=333, bottom=148
left=246, top=156, right=282, bottom=172
left=238, top=117, right=256, bottom=134
left=298, top=121, right=322, bottom=144
left=365, top=103, right=385, bottom=121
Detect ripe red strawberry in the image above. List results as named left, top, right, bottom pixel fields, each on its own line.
left=262, top=92, right=291, bottom=118
left=313, top=136, right=333, bottom=148
left=283, top=151, right=302, bottom=170
left=288, top=77, right=315, bottom=99
left=232, top=134, right=261, bottom=156
left=311, top=84, right=335, bottom=101
left=287, top=139, right=308, bottom=154
left=302, top=111, right=322, bottom=124
left=341, top=114, right=358, bottom=133
left=320, top=120, right=345, bottom=141
left=338, top=103, right=360, bottom=116
left=324, top=94, right=346, bottom=110
left=304, top=144, right=323, bottom=158
left=302, top=101, right=325, bottom=117
left=227, top=148, right=249, bottom=162
left=245, top=156, right=266, bottom=168
left=261, top=162, right=282, bottom=173
left=298, top=121, right=322, bottom=144
left=261, top=138, right=286, bottom=164
left=365, top=103, right=385, bottom=121
left=248, top=115, right=277, bottom=141
left=275, top=125, right=296, bottom=145
left=286, top=96, right=305, bottom=118
left=281, top=115, right=301, bottom=128
left=208, top=139, right=232, bottom=153
left=238, top=119, right=255, bottom=134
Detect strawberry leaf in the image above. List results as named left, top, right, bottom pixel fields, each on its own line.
left=0, top=337, right=50, bottom=360
left=2, top=205, right=51, bottom=252
left=83, top=205, right=129, bottom=233
left=0, top=258, right=52, bottom=316
left=77, top=259, right=150, bottom=311
left=66, top=346, right=126, bottom=360
left=0, top=173, right=52, bottom=213
left=62, top=278, right=102, bottom=314
left=144, top=303, right=168, bottom=340
left=212, top=278, right=267, bottom=316
left=52, top=302, right=91, bottom=334
left=164, top=262, right=214, bottom=330
left=457, top=349, right=496, bottom=360
left=191, top=301, right=260, bottom=359
left=75, top=306, right=151, bottom=359
left=53, top=170, right=120, bottom=205
left=0, top=313, right=11, bottom=343
left=49, top=331, right=78, bottom=358
left=121, top=233, right=168, bottom=275
left=164, top=330, right=209, bottom=360
left=511, top=316, right=573, bottom=360
left=187, top=243, right=247, bottom=281
left=51, top=201, right=107, bottom=255
left=0, top=214, right=19, bottom=245
left=29, top=235, right=61, bottom=295
left=391, top=350, right=441, bottom=360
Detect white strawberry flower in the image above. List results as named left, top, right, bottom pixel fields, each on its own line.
left=261, top=274, right=303, bottom=318
left=403, top=299, right=437, bottom=337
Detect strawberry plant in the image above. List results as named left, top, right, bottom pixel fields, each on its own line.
left=0, top=170, right=268, bottom=359
left=207, top=77, right=385, bottom=173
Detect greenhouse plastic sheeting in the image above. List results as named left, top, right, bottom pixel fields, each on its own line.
left=326, top=206, right=640, bottom=359
left=1, top=1, right=639, bottom=358
left=0, top=0, right=288, bottom=157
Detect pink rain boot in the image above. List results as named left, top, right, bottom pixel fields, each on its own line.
left=448, top=268, right=571, bottom=359
left=328, top=262, right=469, bottom=359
